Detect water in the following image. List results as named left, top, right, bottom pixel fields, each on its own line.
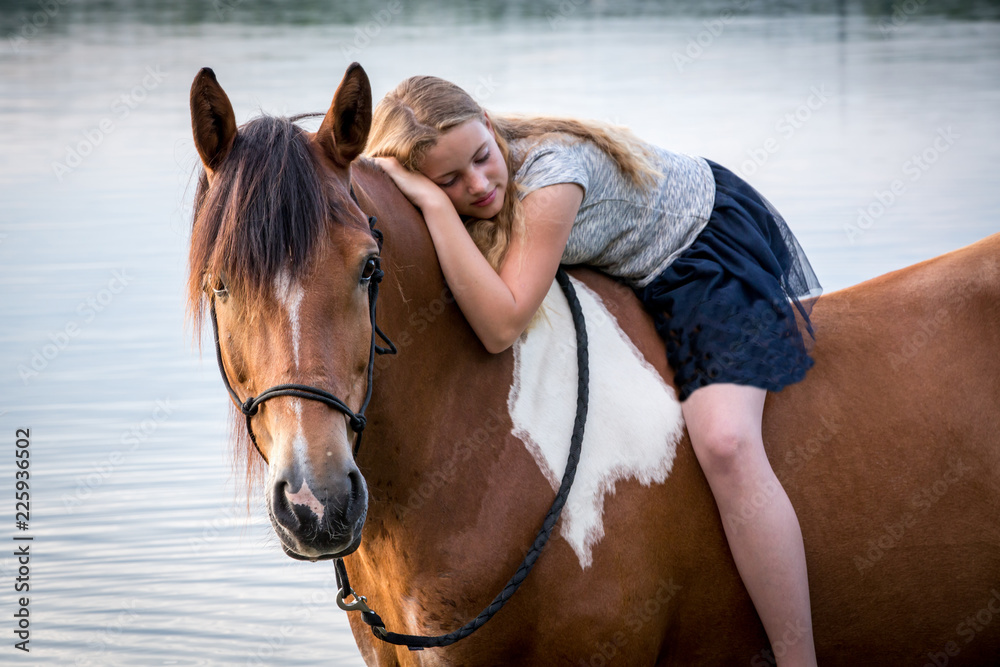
left=1, top=2, right=998, bottom=664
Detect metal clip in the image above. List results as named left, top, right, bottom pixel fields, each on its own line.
left=337, top=589, right=373, bottom=614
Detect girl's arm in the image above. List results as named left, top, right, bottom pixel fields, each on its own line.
left=375, top=157, right=583, bottom=353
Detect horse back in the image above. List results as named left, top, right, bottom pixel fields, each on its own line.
left=578, top=233, right=1000, bottom=664
left=764, top=232, right=1000, bottom=663
left=352, top=164, right=1000, bottom=664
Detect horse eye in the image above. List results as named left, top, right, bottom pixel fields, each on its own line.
left=213, top=273, right=229, bottom=302
left=361, top=257, right=380, bottom=282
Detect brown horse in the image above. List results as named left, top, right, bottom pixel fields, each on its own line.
left=187, top=63, right=1000, bottom=666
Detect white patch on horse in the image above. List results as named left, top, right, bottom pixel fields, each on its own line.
left=286, top=478, right=325, bottom=521
left=508, top=276, right=684, bottom=570
left=275, top=272, right=313, bottom=479
left=274, top=269, right=305, bottom=368
left=287, top=394, right=314, bottom=475
left=292, top=398, right=311, bottom=464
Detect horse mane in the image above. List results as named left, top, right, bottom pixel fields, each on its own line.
left=186, top=112, right=348, bottom=505
left=186, top=113, right=347, bottom=333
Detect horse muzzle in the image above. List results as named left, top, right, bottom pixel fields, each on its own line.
left=267, top=463, right=369, bottom=561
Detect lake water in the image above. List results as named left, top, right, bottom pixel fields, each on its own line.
left=1, top=1, right=998, bottom=664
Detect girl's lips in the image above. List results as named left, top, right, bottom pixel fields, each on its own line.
left=471, top=187, right=497, bottom=207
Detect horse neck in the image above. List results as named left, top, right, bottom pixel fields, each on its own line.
left=352, top=160, right=506, bottom=511
left=346, top=164, right=534, bottom=607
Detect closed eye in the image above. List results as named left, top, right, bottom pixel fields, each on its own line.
left=437, top=149, right=489, bottom=188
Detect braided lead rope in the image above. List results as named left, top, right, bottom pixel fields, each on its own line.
left=334, top=267, right=589, bottom=650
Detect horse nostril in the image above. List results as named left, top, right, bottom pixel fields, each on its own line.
left=271, top=479, right=299, bottom=531
left=348, top=468, right=364, bottom=503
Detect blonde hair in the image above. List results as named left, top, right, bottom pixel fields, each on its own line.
left=366, top=75, right=661, bottom=270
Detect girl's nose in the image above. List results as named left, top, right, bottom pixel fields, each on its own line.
left=467, top=169, right=489, bottom=194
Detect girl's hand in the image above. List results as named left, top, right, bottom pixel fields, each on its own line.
left=372, top=156, right=452, bottom=212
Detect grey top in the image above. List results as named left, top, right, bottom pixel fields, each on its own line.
left=511, top=133, right=716, bottom=288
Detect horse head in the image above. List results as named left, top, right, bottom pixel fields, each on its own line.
left=187, top=63, right=379, bottom=561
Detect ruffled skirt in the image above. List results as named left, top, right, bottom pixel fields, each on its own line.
left=633, top=159, right=822, bottom=401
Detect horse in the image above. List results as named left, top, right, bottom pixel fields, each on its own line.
left=187, top=63, right=1000, bottom=665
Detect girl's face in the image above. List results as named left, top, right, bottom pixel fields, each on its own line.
left=419, top=117, right=508, bottom=219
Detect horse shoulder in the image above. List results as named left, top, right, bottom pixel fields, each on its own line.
left=568, top=268, right=673, bottom=385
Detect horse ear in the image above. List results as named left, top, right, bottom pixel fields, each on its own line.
left=317, top=62, right=372, bottom=168
left=190, top=67, right=237, bottom=179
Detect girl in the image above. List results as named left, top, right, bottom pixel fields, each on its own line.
left=368, top=75, right=821, bottom=666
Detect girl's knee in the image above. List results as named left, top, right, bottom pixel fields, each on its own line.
left=691, top=427, right=761, bottom=480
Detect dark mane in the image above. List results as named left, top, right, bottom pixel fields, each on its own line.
left=187, top=113, right=350, bottom=505
left=186, top=114, right=347, bottom=334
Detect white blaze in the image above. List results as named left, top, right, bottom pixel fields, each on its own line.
left=274, top=269, right=305, bottom=369
left=508, top=276, right=684, bottom=570
left=274, top=270, right=309, bottom=473
left=292, top=398, right=308, bottom=465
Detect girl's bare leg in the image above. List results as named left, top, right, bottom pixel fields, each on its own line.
left=682, top=382, right=817, bottom=667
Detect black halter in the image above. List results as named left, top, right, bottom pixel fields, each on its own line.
left=208, top=184, right=396, bottom=462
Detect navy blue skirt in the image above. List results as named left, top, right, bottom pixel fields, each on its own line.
left=634, top=160, right=821, bottom=401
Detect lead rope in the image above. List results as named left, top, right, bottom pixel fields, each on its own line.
left=334, top=267, right=589, bottom=650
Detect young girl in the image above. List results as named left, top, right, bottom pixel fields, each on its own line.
left=368, top=75, right=821, bottom=666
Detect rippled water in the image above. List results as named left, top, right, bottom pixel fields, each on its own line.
left=1, top=2, right=998, bottom=665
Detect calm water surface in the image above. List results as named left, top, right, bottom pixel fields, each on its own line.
left=1, top=3, right=998, bottom=665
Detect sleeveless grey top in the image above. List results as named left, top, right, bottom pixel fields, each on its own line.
left=511, top=133, right=716, bottom=288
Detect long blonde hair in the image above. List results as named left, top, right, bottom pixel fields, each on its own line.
left=365, top=75, right=661, bottom=270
